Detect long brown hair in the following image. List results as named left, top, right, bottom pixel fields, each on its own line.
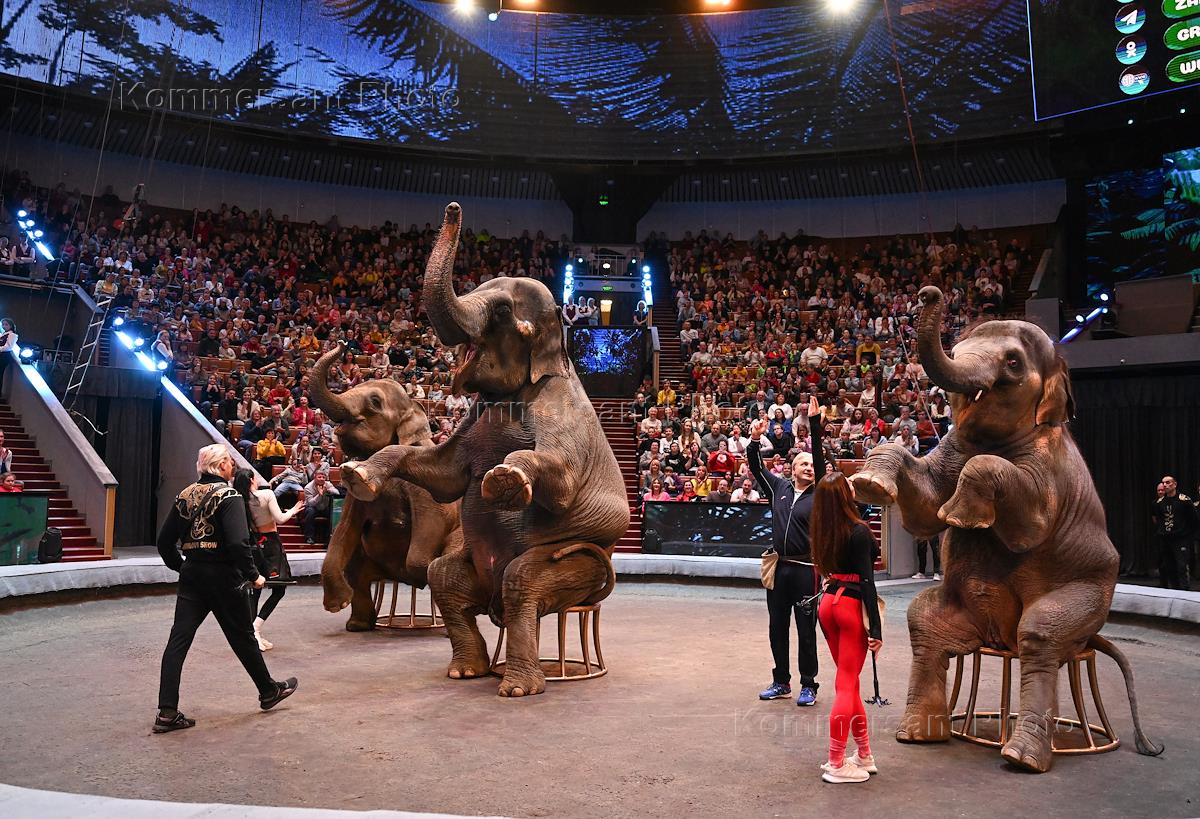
left=811, top=472, right=864, bottom=576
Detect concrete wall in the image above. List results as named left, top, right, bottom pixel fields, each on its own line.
left=638, top=180, right=1067, bottom=240
left=20, top=137, right=574, bottom=235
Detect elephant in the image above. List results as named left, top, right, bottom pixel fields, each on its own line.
left=310, top=344, right=464, bottom=631
left=849, top=286, right=1161, bottom=772
left=341, top=201, right=628, bottom=697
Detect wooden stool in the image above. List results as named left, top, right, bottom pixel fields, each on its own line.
left=490, top=603, right=606, bottom=681
left=949, top=646, right=1118, bottom=755
left=372, top=580, right=444, bottom=630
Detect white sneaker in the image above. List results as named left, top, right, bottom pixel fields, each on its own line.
left=911, top=573, right=926, bottom=580
left=822, top=762, right=870, bottom=783
left=933, top=573, right=942, bottom=581
left=848, top=752, right=878, bottom=774
left=253, top=618, right=273, bottom=651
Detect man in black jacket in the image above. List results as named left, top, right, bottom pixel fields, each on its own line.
left=1153, top=476, right=1198, bottom=590
left=747, top=396, right=825, bottom=707
left=153, top=444, right=298, bottom=733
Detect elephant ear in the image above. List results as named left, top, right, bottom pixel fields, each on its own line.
left=529, top=306, right=571, bottom=384
left=1036, top=356, right=1075, bottom=425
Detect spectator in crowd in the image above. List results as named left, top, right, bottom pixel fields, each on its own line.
left=0, top=472, right=21, bottom=491
left=707, top=439, right=737, bottom=479
left=271, top=456, right=309, bottom=505
left=706, top=478, right=733, bottom=503
left=642, top=478, right=672, bottom=505
left=0, top=429, right=11, bottom=474
left=731, top=478, right=761, bottom=503
left=892, top=426, right=919, bottom=455
left=0, top=317, right=17, bottom=396
left=301, top=472, right=341, bottom=545
left=255, top=429, right=288, bottom=477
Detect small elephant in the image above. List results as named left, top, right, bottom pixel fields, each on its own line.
left=850, top=286, right=1160, bottom=772
left=342, top=202, right=628, bottom=697
left=310, top=344, right=463, bottom=631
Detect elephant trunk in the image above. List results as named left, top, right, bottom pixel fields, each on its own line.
left=424, top=202, right=487, bottom=347
left=310, top=343, right=353, bottom=423
left=916, top=286, right=991, bottom=396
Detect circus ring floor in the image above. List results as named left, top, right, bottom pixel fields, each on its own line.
left=1, top=580, right=1195, bottom=818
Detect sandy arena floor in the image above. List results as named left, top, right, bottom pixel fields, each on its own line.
left=0, top=581, right=1196, bottom=818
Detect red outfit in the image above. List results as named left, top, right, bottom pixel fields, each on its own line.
left=818, top=572, right=871, bottom=767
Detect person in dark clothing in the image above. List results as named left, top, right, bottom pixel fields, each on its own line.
left=747, top=395, right=826, bottom=706
left=812, top=472, right=883, bottom=783
left=1152, top=476, right=1198, bottom=590
left=153, top=444, right=298, bottom=733
left=913, top=534, right=941, bottom=580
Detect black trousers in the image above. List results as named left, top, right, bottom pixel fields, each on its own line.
left=915, top=537, right=941, bottom=575
left=766, top=560, right=820, bottom=690
left=253, top=585, right=286, bottom=620
left=158, top=562, right=275, bottom=711
left=1158, top=536, right=1192, bottom=591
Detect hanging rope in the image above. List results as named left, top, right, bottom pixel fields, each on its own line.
left=881, top=0, right=930, bottom=233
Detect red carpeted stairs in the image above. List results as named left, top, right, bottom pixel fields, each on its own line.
left=0, top=400, right=108, bottom=562
left=593, top=399, right=643, bottom=553
left=651, top=302, right=688, bottom=386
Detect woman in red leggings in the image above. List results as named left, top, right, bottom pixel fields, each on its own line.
left=811, top=473, right=883, bottom=784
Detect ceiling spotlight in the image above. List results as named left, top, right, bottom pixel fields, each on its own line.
left=1181, top=108, right=1187, bottom=114
left=454, top=0, right=474, bottom=12
left=704, top=0, right=733, bottom=7
left=1127, top=118, right=1134, bottom=125
left=17, top=209, right=27, bottom=218
left=1074, top=314, right=1085, bottom=323
left=133, top=337, right=145, bottom=348
left=112, top=316, right=126, bottom=327
left=1099, top=292, right=1110, bottom=302
left=642, top=265, right=651, bottom=274
left=826, top=0, right=855, bottom=13
left=157, top=360, right=169, bottom=371
left=565, top=264, right=574, bottom=273
left=33, top=229, right=43, bottom=238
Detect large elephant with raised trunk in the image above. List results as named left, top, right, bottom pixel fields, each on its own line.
left=341, top=202, right=628, bottom=697
left=849, top=286, right=1161, bottom=772
left=311, top=344, right=463, bottom=631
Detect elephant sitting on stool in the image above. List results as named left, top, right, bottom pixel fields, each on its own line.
left=850, top=286, right=1161, bottom=772
left=342, top=202, right=629, bottom=697
left=311, top=344, right=463, bottom=631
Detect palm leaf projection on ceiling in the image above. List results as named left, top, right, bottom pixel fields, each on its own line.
left=1, top=0, right=1034, bottom=159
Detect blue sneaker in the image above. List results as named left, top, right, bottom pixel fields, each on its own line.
left=759, top=681, right=792, bottom=700
left=796, top=686, right=817, bottom=707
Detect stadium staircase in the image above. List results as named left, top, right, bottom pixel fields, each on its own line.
left=0, top=399, right=107, bottom=562
left=592, top=399, right=644, bottom=553
left=651, top=302, right=688, bottom=386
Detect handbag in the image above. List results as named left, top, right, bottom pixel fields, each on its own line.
left=760, top=549, right=779, bottom=590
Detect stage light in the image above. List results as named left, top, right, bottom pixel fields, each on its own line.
left=565, top=264, right=574, bottom=274
left=488, top=11, right=499, bottom=20
left=826, top=0, right=855, bottom=13
left=19, top=347, right=33, bottom=360
left=1183, top=108, right=1189, bottom=115
left=112, top=316, right=125, bottom=327
left=1074, top=313, right=1085, bottom=323
left=642, top=264, right=650, bottom=274
left=133, top=337, right=145, bottom=348
left=157, top=360, right=169, bottom=371
left=17, top=209, right=27, bottom=218
left=602, top=262, right=611, bottom=270
left=454, top=0, right=474, bottom=12
left=577, top=257, right=584, bottom=264
left=1099, top=292, right=1110, bottom=302
left=1127, top=118, right=1134, bottom=125
left=33, top=229, right=43, bottom=238
left=703, top=0, right=732, bottom=7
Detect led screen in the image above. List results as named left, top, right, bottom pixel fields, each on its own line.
left=1028, top=0, right=1200, bottom=120
left=1, top=0, right=1034, bottom=159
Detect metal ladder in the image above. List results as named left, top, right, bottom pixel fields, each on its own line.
left=63, top=294, right=113, bottom=411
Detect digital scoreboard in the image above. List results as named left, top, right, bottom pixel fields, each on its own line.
left=1028, top=0, right=1200, bottom=119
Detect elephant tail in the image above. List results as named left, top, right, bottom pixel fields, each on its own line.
left=1087, top=634, right=1165, bottom=757
left=552, top=542, right=616, bottom=605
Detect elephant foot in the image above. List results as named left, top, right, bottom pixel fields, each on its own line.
left=446, top=650, right=491, bottom=680
left=1001, top=717, right=1054, bottom=773
left=322, top=581, right=354, bottom=614
left=895, top=706, right=951, bottom=743
left=496, top=659, right=546, bottom=698
left=340, top=461, right=381, bottom=502
left=481, top=464, right=533, bottom=510
left=850, top=471, right=898, bottom=506
left=938, top=488, right=996, bottom=530
left=345, top=618, right=376, bottom=632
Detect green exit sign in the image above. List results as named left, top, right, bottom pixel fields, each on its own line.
left=598, top=194, right=609, bottom=206
left=601, top=285, right=614, bottom=291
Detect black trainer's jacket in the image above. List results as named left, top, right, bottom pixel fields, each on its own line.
left=747, top=412, right=825, bottom=559
left=157, top=473, right=259, bottom=582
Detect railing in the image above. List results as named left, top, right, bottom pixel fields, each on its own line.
left=6, top=349, right=118, bottom=555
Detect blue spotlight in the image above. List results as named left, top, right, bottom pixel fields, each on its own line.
left=17, top=209, right=27, bottom=218
left=157, top=360, right=169, bottom=371
left=19, top=347, right=34, bottom=360
left=133, top=337, right=145, bottom=348
left=642, top=264, right=650, bottom=274
left=112, top=316, right=125, bottom=327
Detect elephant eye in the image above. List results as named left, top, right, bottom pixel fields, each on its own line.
left=1006, top=357, right=1020, bottom=369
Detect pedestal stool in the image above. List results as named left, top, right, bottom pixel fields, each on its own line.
left=949, top=645, right=1119, bottom=755
left=371, top=580, right=444, bottom=630
left=490, top=603, right=606, bottom=681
